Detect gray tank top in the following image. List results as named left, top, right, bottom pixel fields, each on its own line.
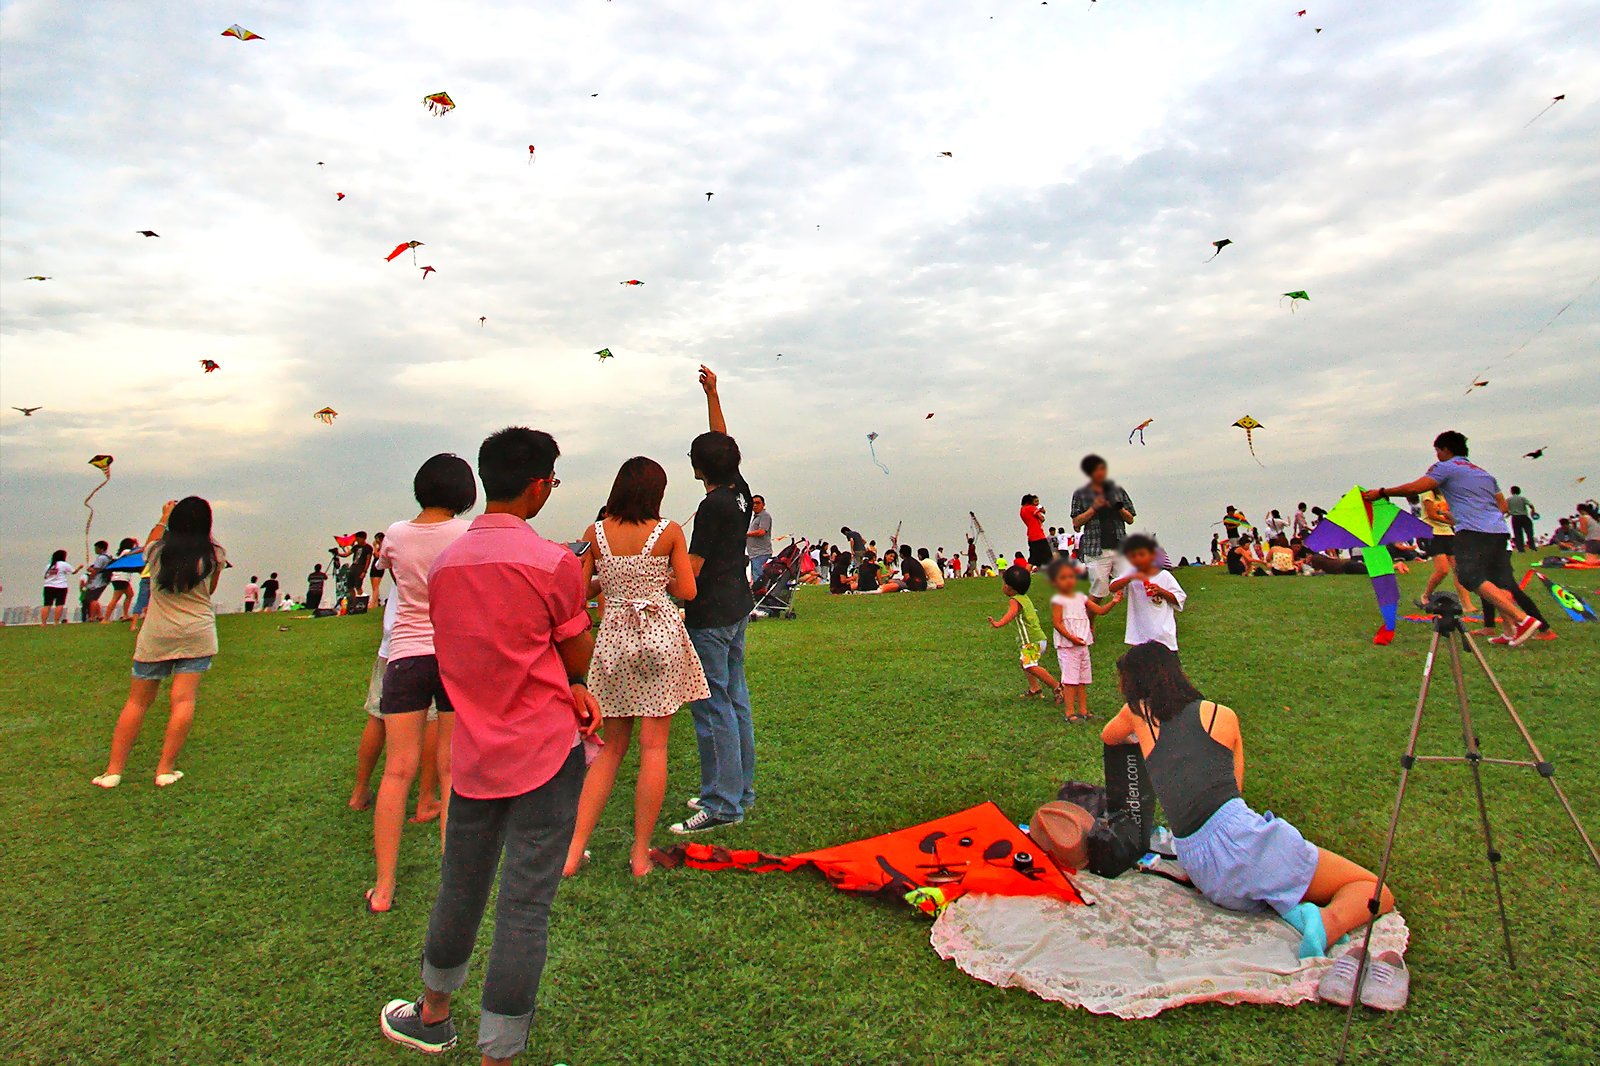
left=1145, top=700, right=1241, bottom=838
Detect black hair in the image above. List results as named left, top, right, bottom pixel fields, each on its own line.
left=690, top=431, right=742, bottom=485
left=605, top=456, right=668, bottom=523
left=414, top=452, right=478, bottom=514
left=118, top=537, right=137, bottom=552
left=752, top=494, right=765, bottom=504
left=313, top=564, right=323, bottom=572
left=1297, top=502, right=1307, bottom=509
left=478, top=426, right=560, bottom=501
left=1021, top=494, right=1039, bottom=506
left=899, top=544, right=914, bottom=559
left=1045, top=557, right=1078, bottom=582
left=155, top=496, right=218, bottom=595
left=269, top=572, right=278, bottom=579
left=1122, top=533, right=1158, bottom=557
left=1116, top=642, right=1205, bottom=728
left=1433, top=430, right=1468, bottom=457
left=1270, top=509, right=1281, bottom=519
left=840, top=526, right=850, bottom=535
left=355, top=531, right=368, bottom=540
left=917, top=548, right=930, bottom=559
left=1003, top=564, right=1031, bottom=593
left=94, top=540, right=108, bottom=552
left=1080, top=454, right=1106, bottom=478
left=48, top=548, right=68, bottom=570
left=1510, top=485, right=1521, bottom=495
left=251, top=575, right=259, bottom=582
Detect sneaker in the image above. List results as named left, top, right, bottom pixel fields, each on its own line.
left=380, top=998, right=458, bottom=1054
left=669, top=809, right=742, bottom=835
left=1317, top=949, right=1410, bottom=1011
left=1533, top=630, right=1559, bottom=641
left=1489, top=635, right=1512, bottom=646
left=1508, top=615, right=1543, bottom=646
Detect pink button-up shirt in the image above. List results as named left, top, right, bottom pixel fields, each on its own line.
left=429, top=513, right=590, bottom=800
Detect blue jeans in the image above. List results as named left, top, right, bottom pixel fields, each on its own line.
left=749, top=555, right=771, bottom=584
left=687, top=619, right=755, bottom=819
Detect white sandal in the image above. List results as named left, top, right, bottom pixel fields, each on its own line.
left=91, top=773, right=122, bottom=789
left=155, top=771, right=185, bottom=788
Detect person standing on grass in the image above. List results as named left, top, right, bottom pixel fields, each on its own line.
left=243, top=575, right=260, bottom=613
left=41, top=549, right=80, bottom=624
left=1417, top=490, right=1477, bottom=617
left=672, top=365, right=757, bottom=835
left=336, top=531, right=375, bottom=599
left=364, top=454, right=477, bottom=914
left=92, top=498, right=224, bottom=789
left=563, top=457, right=707, bottom=879
left=1021, top=494, right=1051, bottom=569
left=1364, top=431, right=1543, bottom=647
left=261, top=572, right=281, bottom=612
left=84, top=540, right=114, bottom=621
left=988, top=565, right=1061, bottom=701
left=746, top=494, right=773, bottom=584
left=1506, top=486, right=1536, bottom=552
left=379, top=426, right=599, bottom=1063
left=350, top=585, right=443, bottom=821
left=104, top=538, right=139, bottom=622
left=370, top=531, right=388, bottom=603
left=1070, top=454, right=1137, bottom=599
left=1109, top=534, right=1186, bottom=652
left=305, top=564, right=327, bottom=611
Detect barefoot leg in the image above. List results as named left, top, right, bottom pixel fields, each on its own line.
left=154, top=671, right=202, bottom=778
left=565, top=717, right=632, bottom=876
left=102, top=678, right=161, bottom=776
left=632, top=717, right=672, bottom=874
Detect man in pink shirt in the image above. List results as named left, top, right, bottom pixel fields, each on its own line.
left=381, top=427, right=601, bottom=1065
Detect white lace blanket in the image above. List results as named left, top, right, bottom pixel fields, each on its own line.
left=929, top=873, right=1408, bottom=1018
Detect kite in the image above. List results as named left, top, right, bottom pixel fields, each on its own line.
left=867, top=431, right=889, bottom=475
left=651, top=802, right=1085, bottom=918
left=1522, top=447, right=1547, bottom=460
left=1281, top=290, right=1309, bottom=311
left=26, top=276, right=51, bottom=281
left=1231, top=415, right=1264, bottom=465
left=13, top=407, right=42, bottom=416
left=1466, top=272, right=1599, bottom=394
left=84, top=455, right=115, bottom=563
left=1297, top=8, right=1306, bottom=13
left=220, top=24, right=262, bottom=41
left=1523, top=94, right=1566, bottom=128
left=422, top=91, right=456, bottom=116
left=938, top=151, right=954, bottom=158
left=420, top=265, right=436, bottom=279
left=385, top=240, right=423, bottom=264
left=1207, top=239, right=1232, bottom=262
left=1128, top=418, right=1154, bottom=445
left=621, top=279, right=644, bottom=286
left=1465, top=379, right=1490, bottom=394
left=527, top=145, right=536, bottom=164
left=199, top=359, right=220, bottom=373
left=478, top=316, right=487, bottom=326
left=136, top=231, right=159, bottom=238
left=1521, top=570, right=1596, bottom=623
left=334, top=534, right=359, bottom=548
left=313, top=407, right=338, bottom=425
left=336, top=192, right=345, bottom=201
left=705, top=192, right=714, bottom=201
left=925, top=413, right=935, bottom=420
left=595, top=348, right=614, bottom=363
left=1306, top=486, right=1432, bottom=645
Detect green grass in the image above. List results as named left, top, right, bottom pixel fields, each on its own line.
left=6, top=561, right=1600, bottom=1065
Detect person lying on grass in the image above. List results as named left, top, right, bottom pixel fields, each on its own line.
left=987, top=565, right=1062, bottom=702
left=1101, top=642, right=1395, bottom=960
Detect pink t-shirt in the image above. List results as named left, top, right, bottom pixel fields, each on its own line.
left=379, top=517, right=471, bottom=661
left=429, top=513, right=590, bottom=800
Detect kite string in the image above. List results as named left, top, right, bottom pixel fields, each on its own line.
left=1468, top=270, right=1600, bottom=388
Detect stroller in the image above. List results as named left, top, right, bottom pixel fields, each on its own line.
left=752, top=538, right=809, bottom=620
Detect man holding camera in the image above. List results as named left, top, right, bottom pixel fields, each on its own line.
left=1070, top=453, right=1137, bottom=598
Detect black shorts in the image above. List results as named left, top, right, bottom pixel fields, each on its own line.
left=111, top=580, right=132, bottom=592
left=1027, top=538, right=1053, bottom=566
left=84, top=584, right=108, bottom=602
left=1453, top=531, right=1514, bottom=592
left=42, top=587, right=68, bottom=607
left=380, top=654, right=455, bottom=715
left=1423, top=536, right=1454, bottom=558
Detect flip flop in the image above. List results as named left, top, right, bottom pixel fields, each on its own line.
left=91, top=773, right=122, bottom=789
left=364, top=888, right=392, bottom=914
left=155, top=771, right=184, bottom=788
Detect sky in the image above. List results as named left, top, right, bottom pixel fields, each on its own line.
left=1, top=0, right=1597, bottom=605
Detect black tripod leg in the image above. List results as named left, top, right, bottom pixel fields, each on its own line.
left=1337, top=631, right=1440, bottom=1063
left=1460, top=630, right=1600, bottom=869
left=1446, top=633, right=1517, bottom=968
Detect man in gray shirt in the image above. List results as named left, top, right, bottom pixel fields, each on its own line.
left=746, top=494, right=774, bottom=583
left=1506, top=485, right=1535, bottom=552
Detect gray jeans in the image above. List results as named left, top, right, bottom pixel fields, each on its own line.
left=421, top=746, right=584, bottom=1060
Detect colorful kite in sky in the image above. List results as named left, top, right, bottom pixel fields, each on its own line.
left=1232, top=415, right=1264, bottom=465
left=420, top=265, right=436, bottom=279
left=651, top=802, right=1084, bottom=917
left=385, top=240, right=423, bottom=264
left=527, top=145, right=536, bottom=164
left=1523, top=94, right=1566, bottom=128
left=313, top=407, right=338, bottom=425
left=199, top=359, right=220, bottom=373
left=1281, top=290, right=1310, bottom=311
left=867, top=431, right=889, bottom=475
left=1207, top=239, right=1232, bottom=262
left=336, top=192, right=345, bottom=201
left=621, top=279, right=643, bottom=286
left=1128, top=418, right=1154, bottom=445
left=423, top=92, right=456, bottom=116
left=1306, top=486, right=1432, bottom=645
left=84, top=455, right=115, bottom=562
left=221, top=24, right=262, bottom=41
left=595, top=348, right=614, bottom=363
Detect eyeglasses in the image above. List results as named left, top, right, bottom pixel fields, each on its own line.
left=543, top=477, right=561, bottom=489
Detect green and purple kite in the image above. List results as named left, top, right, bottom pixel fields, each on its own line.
left=1305, top=486, right=1431, bottom=645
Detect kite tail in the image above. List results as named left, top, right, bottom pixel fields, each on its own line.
left=1247, top=432, right=1264, bottom=467
left=83, top=473, right=110, bottom=563
left=1205, top=250, right=1220, bottom=262
left=869, top=441, right=889, bottom=475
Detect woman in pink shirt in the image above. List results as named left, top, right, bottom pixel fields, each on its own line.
left=366, top=454, right=477, bottom=914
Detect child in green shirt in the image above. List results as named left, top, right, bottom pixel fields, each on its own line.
left=988, top=565, right=1061, bottom=701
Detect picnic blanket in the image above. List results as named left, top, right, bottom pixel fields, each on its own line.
left=930, top=871, right=1408, bottom=1018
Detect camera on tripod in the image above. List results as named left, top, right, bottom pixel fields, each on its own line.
left=1424, top=589, right=1463, bottom=628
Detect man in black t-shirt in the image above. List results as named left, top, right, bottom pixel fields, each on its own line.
left=261, top=572, right=281, bottom=610
left=305, top=564, right=327, bottom=611
left=673, top=366, right=757, bottom=836
left=336, top=532, right=374, bottom=595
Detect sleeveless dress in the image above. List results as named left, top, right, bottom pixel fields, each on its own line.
left=590, top=520, right=710, bottom=718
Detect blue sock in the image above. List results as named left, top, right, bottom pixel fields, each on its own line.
left=1282, top=902, right=1330, bottom=959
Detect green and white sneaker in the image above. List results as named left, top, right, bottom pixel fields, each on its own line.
left=380, top=998, right=458, bottom=1054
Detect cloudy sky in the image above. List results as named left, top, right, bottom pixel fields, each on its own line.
left=2, top=0, right=1596, bottom=603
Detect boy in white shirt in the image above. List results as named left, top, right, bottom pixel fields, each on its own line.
left=1109, top=534, right=1186, bottom=651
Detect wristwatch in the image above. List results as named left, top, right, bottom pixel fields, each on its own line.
left=569, top=676, right=588, bottom=687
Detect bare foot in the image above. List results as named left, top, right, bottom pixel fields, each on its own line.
left=408, top=804, right=440, bottom=824
left=562, top=849, right=591, bottom=878
left=630, top=855, right=655, bottom=879
left=348, top=788, right=374, bottom=811
left=364, top=886, right=393, bottom=913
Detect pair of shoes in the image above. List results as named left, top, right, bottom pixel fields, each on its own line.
left=687, top=796, right=754, bottom=814
left=1317, top=948, right=1410, bottom=1011
left=670, top=808, right=743, bottom=835
left=380, top=998, right=458, bottom=1053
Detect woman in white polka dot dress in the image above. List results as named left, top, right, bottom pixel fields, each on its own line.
left=565, top=457, right=709, bottom=878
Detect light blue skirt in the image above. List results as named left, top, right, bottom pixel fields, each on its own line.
left=1174, top=797, right=1319, bottom=916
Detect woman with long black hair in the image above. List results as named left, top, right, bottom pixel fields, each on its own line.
left=41, top=549, right=80, bottom=624
left=92, top=498, right=226, bottom=789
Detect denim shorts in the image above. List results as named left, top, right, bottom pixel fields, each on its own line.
left=132, top=656, right=214, bottom=680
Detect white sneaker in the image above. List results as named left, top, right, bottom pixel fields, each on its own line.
left=686, top=796, right=704, bottom=812
left=1318, top=948, right=1410, bottom=1011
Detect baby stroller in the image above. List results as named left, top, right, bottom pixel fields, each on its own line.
left=752, top=538, right=808, bottom=620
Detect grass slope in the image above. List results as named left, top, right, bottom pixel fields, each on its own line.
left=6, top=562, right=1599, bottom=1065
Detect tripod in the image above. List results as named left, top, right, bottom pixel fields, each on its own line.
left=1335, top=592, right=1599, bottom=1062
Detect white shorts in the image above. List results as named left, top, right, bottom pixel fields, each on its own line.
left=1056, top=644, right=1092, bottom=686
left=1085, top=552, right=1118, bottom=598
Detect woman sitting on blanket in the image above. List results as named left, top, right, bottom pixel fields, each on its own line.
left=1101, top=643, right=1395, bottom=959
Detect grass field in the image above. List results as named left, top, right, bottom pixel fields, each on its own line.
left=7, top=560, right=1600, bottom=1065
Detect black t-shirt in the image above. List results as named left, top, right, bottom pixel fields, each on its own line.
left=856, top=562, right=880, bottom=592
left=262, top=578, right=280, bottom=598
left=307, top=571, right=326, bottom=592
left=686, top=475, right=755, bottom=629
left=348, top=543, right=373, bottom=577
left=900, top=556, right=928, bottom=591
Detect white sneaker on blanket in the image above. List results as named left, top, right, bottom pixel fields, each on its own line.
left=1318, top=948, right=1410, bottom=1011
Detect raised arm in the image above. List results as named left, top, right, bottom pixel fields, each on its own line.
left=699, top=365, right=727, bottom=435
left=147, top=500, right=177, bottom=547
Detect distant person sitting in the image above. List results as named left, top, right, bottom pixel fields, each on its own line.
left=917, top=547, right=944, bottom=589
left=897, top=545, right=927, bottom=591
left=1549, top=518, right=1582, bottom=548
